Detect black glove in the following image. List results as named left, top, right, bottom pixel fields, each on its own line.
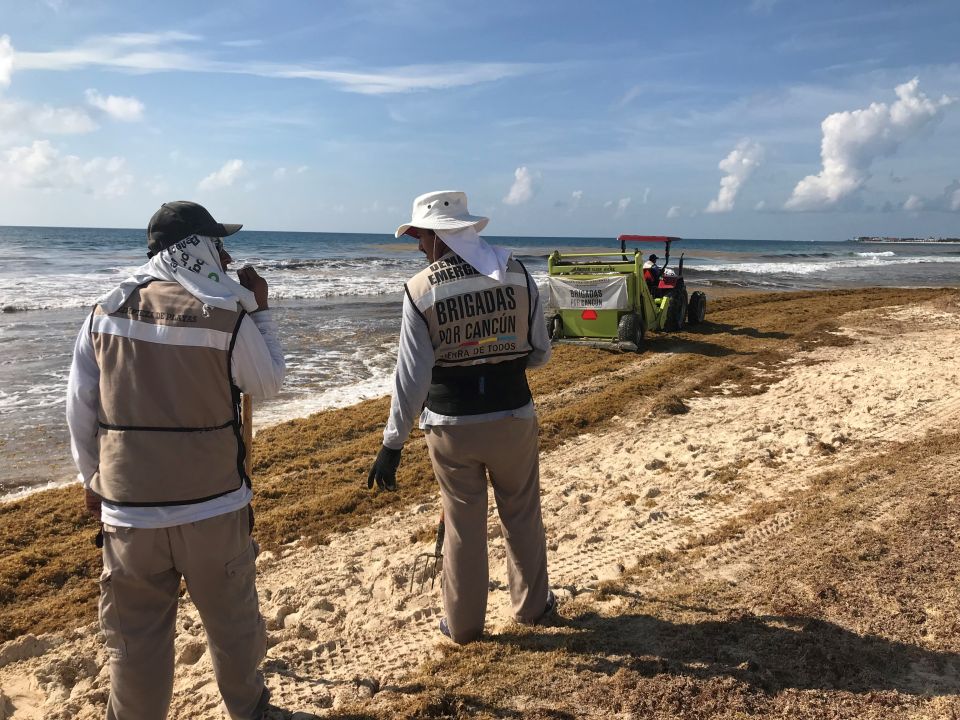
left=367, top=445, right=402, bottom=491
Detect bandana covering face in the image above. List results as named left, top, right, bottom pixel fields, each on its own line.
left=98, top=235, right=259, bottom=314
left=435, top=226, right=512, bottom=283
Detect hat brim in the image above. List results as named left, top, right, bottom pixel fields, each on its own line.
left=395, top=215, right=488, bottom=239
left=210, top=223, right=243, bottom=237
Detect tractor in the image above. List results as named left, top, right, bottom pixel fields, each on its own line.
left=545, top=235, right=706, bottom=352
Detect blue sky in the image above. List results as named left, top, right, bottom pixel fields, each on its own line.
left=0, top=0, right=958, bottom=239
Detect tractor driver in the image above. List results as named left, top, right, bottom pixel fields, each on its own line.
left=643, top=253, right=662, bottom=285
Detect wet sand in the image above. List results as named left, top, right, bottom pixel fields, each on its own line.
left=1, top=287, right=959, bottom=719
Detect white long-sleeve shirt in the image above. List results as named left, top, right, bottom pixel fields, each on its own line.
left=383, top=270, right=551, bottom=449
left=66, top=308, right=285, bottom=528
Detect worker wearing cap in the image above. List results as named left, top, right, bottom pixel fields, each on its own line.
left=642, top=253, right=661, bottom=284
left=66, top=201, right=285, bottom=720
left=368, top=190, right=554, bottom=644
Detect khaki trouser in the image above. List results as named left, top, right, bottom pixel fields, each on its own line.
left=99, top=507, right=267, bottom=720
left=424, top=416, right=550, bottom=643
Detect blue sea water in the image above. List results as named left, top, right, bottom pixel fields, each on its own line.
left=1, top=225, right=958, bottom=496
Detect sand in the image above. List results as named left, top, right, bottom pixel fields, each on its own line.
left=1, top=291, right=959, bottom=719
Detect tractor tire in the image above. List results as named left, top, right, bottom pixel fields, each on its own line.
left=617, top=313, right=644, bottom=351
left=665, top=290, right=688, bottom=331
left=687, top=291, right=706, bottom=325
left=549, top=315, right=563, bottom=340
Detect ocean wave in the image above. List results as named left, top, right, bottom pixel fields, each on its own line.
left=760, top=252, right=836, bottom=259
left=250, top=340, right=398, bottom=427
left=855, top=251, right=896, bottom=258
left=0, top=264, right=414, bottom=311
left=253, top=256, right=416, bottom=271
left=0, top=385, right=66, bottom=412
left=687, top=255, right=946, bottom=276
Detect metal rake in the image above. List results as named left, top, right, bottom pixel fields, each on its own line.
left=409, top=514, right=445, bottom=594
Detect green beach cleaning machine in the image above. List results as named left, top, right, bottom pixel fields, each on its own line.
left=545, top=235, right=706, bottom=352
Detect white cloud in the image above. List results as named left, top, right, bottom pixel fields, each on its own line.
left=296, top=165, right=309, bottom=174
left=617, top=85, right=643, bottom=108
left=0, top=35, right=13, bottom=88
left=603, top=200, right=614, bottom=209
left=239, top=62, right=537, bottom=96
left=615, top=197, right=631, bottom=216
left=641, top=187, right=651, bottom=205
left=705, top=139, right=763, bottom=213
left=14, top=31, right=540, bottom=96
left=146, top=175, right=168, bottom=196
left=755, top=200, right=767, bottom=211
left=904, top=180, right=960, bottom=213
left=504, top=166, right=538, bottom=205
left=0, top=139, right=131, bottom=197
left=557, top=189, right=584, bottom=211
left=924, top=180, right=960, bottom=212
left=273, top=167, right=287, bottom=180
left=0, top=98, right=97, bottom=142
left=785, top=78, right=955, bottom=211
left=666, top=205, right=681, bottom=219
left=198, top=159, right=245, bottom=191
left=903, top=194, right=924, bottom=212
left=221, top=39, right=263, bottom=48
left=85, top=89, right=144, bottom=121
left=945, top=181, right=960, bottom=212
left=749, top=0, right=781, bottom=14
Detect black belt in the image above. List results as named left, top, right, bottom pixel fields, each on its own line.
left=427, top=357, right=531, bottom=416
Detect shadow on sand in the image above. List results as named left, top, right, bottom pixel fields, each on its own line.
left=496, top=609, right=960, bottom=696
left=638, top=320, right=792, bottom=358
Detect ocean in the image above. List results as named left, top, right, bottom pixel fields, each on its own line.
left=1, top=225, right=958, bottom=498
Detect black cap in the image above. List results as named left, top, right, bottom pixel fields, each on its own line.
left=147, top=201, right=242, bottom=257
left=649, top=254, right=658, bottom=261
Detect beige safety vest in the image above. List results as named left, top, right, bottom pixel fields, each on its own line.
left=88, top=280, right=248, bottom=506
left=405, top=253, right=533, bottom=366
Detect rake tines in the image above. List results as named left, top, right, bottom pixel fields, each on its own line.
left=408, top=517, right=445, bottom=595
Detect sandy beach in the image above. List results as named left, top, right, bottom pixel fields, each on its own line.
left=2, top=287, right=959, bottom=719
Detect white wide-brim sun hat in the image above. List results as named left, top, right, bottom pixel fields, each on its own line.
left=395, top=190, right=489, bottom=238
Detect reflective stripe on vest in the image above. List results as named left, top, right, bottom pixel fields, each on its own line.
left=89, top=280, right=249, bottom=506
left=405, top=253, right=534, bottom=367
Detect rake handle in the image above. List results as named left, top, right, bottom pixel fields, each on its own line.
left=434, top=518, right=445, bottom=558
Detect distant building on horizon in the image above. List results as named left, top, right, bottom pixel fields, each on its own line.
left=853, top=236, right=960, bottom=243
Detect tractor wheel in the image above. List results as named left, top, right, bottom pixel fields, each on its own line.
left=549, top=315, right=563, bottom=340
left=687, top=291, right=706, bottom=325
left=666, top=290, right=688, bottom=331
left=617, top=313, right=644, bottom=351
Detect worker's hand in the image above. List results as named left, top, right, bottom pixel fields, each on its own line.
left=84, top=488, right=102, bottom=519
left=237, top=266, right=269, bottom=311
left=367, top=445, right=402, bottom=492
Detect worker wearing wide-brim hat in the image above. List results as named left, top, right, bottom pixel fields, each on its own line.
left=369, top=190, right=555, bottom=643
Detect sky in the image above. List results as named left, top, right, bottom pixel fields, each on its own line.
left=0, top=0, right=958, bottom=240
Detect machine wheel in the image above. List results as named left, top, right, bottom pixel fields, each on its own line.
left=549, top=315, right=563, bottom=340
left=617, top=313, right=644, bottom=351
left=665, top=290, right=688, bottom=332
left=687, top=291, right=706, bottom=325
